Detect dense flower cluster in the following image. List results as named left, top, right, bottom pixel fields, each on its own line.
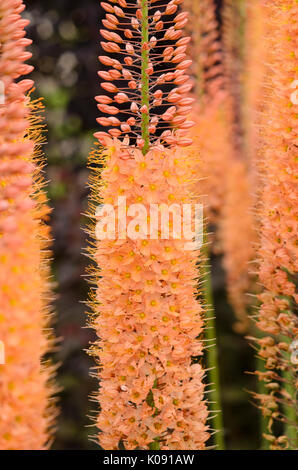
left=0, top=0, right=56, bottom=450
left=253, top=0, right=298, bottom=449
left=88, top=140, right=209, bottom=450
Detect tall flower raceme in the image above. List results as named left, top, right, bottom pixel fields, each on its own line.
left=185, top=0, right=254, bottom=331
left=87, top=0, right=209, bottom=450
left=0, top=0, right=56, bottom=449
left=213, top=0, right=256, bottom=333
left=251, top=0, right=298, bottom=450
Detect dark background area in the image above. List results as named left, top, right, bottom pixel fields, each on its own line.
left=24, top=0, right=258, bottom=450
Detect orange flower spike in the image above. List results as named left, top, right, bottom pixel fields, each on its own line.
left=89, top=142, right=209, bottom=450
left=88, top=0, right=209, bottom=450
left=243, top=0, right=269, bottom=171
left=0, top=0, right=56, bottom=449
left=252, top=0, right=298, bottom=448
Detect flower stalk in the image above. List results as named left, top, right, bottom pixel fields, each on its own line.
left=141, top=0, right=149, bottom=154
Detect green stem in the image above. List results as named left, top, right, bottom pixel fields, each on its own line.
left=202, top=235, right=225, bottom=450
left=141, top=0, right=150, bottom=155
